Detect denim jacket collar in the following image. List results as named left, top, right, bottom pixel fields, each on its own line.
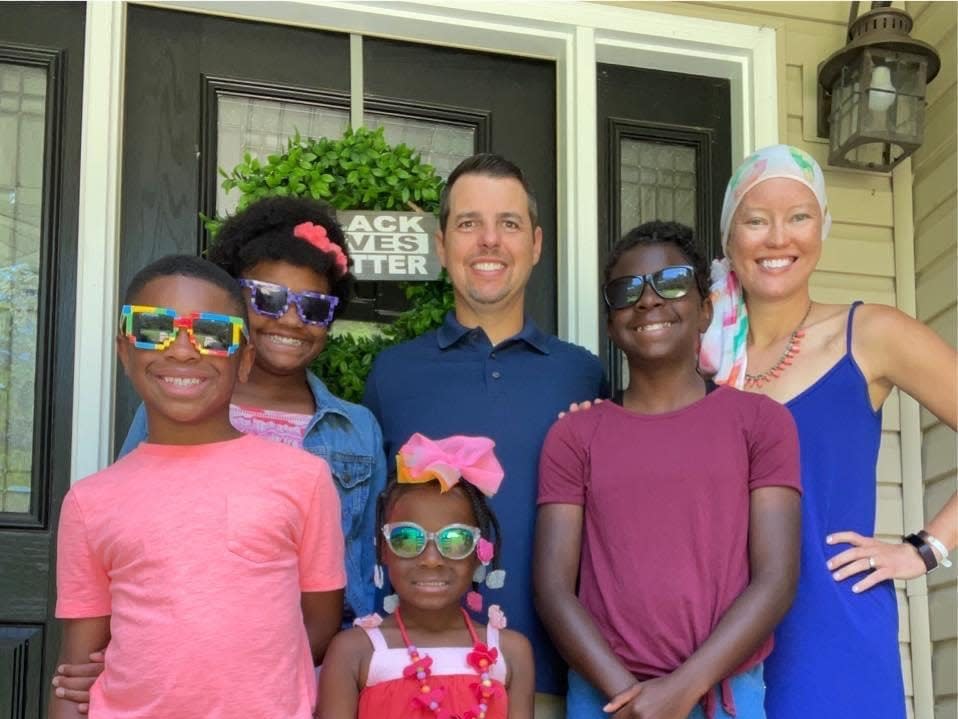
left=305, top=371, right=353, bottom=425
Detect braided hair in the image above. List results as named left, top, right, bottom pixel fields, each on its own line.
left=375, top=476, right=504, bottom=586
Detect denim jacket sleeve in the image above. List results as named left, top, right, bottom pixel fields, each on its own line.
left=365, top=415, right=388, bottom=610
left=303, top=373, right=386, bottom=618
left=118, top=403, right=149, bottom=459
left=340, top=408, right=386, bottom=618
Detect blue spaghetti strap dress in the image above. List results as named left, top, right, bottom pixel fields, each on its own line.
left=764, top=302, right=906, bottom=718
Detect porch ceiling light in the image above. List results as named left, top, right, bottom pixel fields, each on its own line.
left=817, top=4, right=940, bottom=172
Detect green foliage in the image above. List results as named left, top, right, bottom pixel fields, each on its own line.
left=210, top=126, right=454, bottom=402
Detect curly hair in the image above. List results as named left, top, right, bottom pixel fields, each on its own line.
left=604, top=220, right=709, bottom=303
left=208, top=196, right=353, bottom=316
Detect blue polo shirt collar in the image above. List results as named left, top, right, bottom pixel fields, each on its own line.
left=435, top=311, right=551, bottom=354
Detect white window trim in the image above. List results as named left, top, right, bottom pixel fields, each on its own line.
left=73, top=0, right=777, bottom=480
left=72, top=1, right=126, bottom=483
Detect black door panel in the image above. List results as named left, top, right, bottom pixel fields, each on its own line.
left=0, top=4, right=85, bottom=718
left=117, top=6, right=351, bottom=447
left=597, top=63, right=731, bottom=391
left=364, top=38, right=557, bottom=333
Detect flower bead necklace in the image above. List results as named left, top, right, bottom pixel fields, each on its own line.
left=395, top=605, right=502, bottom=719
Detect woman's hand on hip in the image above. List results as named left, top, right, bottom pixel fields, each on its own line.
left=826, top=531, right=926, bottom=592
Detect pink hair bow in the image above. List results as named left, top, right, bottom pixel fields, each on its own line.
left=293, top=221, right=349, bottom=278
left=396, top=433, right=504, bottom=497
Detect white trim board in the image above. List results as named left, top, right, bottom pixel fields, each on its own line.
left=74, top=0, right=779, bottom=476
left=72, top=1, right=126, bottom=483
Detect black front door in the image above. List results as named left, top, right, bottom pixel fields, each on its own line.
left=0, top=4, right=84, bottom=718
left=362, top=37, right=558, bottom=331
left=597, top=63, right=732, bottom=392
left=116, top=5, right=557, bottom=444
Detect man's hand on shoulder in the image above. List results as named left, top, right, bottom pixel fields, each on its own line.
left=558, top=398, right=603, bottom=419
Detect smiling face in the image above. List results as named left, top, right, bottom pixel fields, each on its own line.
left=116, top=274, right=254, bottom=443
left=382, top=483, right=480, bottom=614
left=240, top=259, right=331, bottom=377
left=436, top=173, right=542, bottom=322
left=726, top=177, right=823, bottom=301
left=606, top=243, right=711, bottom=367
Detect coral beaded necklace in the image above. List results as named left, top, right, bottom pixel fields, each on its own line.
left=744, top=302, right=813, bottom=389
left=395, top=606, right=502, bottom=719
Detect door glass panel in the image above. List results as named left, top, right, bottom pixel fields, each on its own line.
left=620, top=139, right=696, bottom=233
left=216, top=95, right=350, bottom=215
left=616, top=140, right=697, bottom=392
left=365, top=113, right=474, bottom=180
left=339, top=113, right=473, bottom=331
left=0, top=62, right=45, bottom=514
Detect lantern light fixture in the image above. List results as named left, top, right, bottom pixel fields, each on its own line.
left=817, top=2, right=941, bottom=172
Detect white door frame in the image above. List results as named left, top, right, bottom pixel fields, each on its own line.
left=71, top=0, right=778, bottom=480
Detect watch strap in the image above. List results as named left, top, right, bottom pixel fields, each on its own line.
left=903, top=533, right=938, bottom=573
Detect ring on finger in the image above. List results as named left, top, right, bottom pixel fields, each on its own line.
left=868, top=556, right=876, bottom=569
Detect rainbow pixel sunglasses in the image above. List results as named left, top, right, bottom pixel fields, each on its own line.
left=119, top=305, right=248, bottom=356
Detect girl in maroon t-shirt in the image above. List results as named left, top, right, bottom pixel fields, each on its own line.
left=534, top=221, right=801, bottom=719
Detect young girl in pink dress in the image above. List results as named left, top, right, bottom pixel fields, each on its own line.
left=320, top=433, right=535, bottom=719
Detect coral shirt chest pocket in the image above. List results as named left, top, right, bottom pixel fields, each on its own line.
left=329, top=453, right=373, bottom=539
left=226, top=494, right=297, bottom=564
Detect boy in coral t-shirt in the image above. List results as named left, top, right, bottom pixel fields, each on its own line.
left=51, top=255, right=345, bottom=719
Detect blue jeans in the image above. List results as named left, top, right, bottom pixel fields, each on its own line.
left=566, top=664, right=766, bottom=719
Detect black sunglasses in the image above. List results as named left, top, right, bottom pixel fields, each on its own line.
left=603, top=265, right=696, bottom=310
left=238, top=278, right=339, bottom=327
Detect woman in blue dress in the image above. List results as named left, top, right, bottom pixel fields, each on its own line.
left=701, top=144, right=957, bottom=718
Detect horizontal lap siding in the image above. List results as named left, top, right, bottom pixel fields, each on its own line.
left=909, top=3, right=958, bottom=719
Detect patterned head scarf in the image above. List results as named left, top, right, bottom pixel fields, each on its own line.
left=699, top=144, right=831, bottom=387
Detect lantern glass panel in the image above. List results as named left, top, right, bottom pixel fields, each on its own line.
left=861, top=48, right=927, bottom=142
left=830, top=62, right=862, bottom=149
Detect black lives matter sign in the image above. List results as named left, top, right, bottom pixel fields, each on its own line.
left=338, top=211, right=442, bottom=281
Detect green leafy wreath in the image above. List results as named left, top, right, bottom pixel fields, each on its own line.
left=208, top=126, right=454, bottom=402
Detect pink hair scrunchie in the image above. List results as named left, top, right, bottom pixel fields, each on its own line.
left=293, top=221, right=349, bottom=278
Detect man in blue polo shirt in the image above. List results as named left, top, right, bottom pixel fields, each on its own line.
left=363, top=153, right=606, bottom=715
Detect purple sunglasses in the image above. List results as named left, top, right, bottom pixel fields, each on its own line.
left=238, top=278, right=339, bottom=327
